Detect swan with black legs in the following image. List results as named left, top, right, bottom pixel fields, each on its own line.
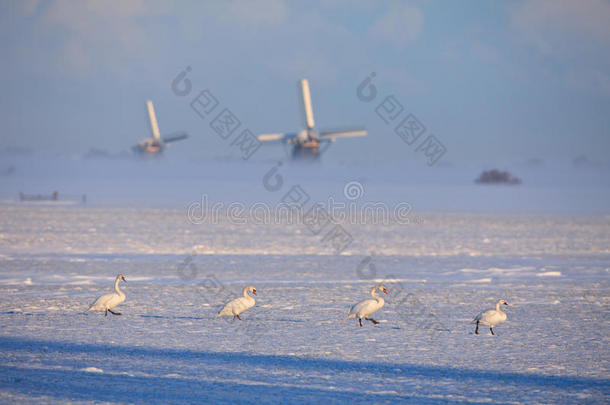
left=346, top=285, right=388, bottom=327
left=88, top=274, right=127, bottom=317
left=472, top=299, right=508, bottom=335
left=218, top=286, right=257, bottom=320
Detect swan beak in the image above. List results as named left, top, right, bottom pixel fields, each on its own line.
left=252, top=290, right=257, bottom=295
left=504, top=302, right=508, bottom=305
left=383, top=289, right=388, bottom=294
left=121, top=276, right=126, bottom=282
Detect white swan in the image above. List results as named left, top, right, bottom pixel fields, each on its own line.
left=472, top=299, right=508, bottom=335
left=217, top=286, right=257, bottom=320
left=87, top=274, right=126, bottom=317
left=346, top=284, right=388, bottom=327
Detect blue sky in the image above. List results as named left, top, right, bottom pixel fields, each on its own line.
left=1, top=0, right=609, bottom=164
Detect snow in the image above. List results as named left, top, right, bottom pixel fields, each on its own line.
left=82, top=367, right=103, bottom=373
left=537, top=271, right=562, bottom=277
left=0, top=205, right=608, bottom=403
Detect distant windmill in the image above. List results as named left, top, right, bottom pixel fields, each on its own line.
left=132, top=100, right=188, bottom=156
left=257, top=79, right=367, bottom=159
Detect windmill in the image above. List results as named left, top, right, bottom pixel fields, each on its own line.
left=258, top=79, right=367, bottom=159
left=132, top=100, right=188, bottom=156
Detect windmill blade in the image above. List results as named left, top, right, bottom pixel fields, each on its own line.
left=258, top=133, right=285, bottom=142
left=146, top=100, right=161, bottom=140
left=319, top=128, right=367, bottom=141
left=258, top=133, right=298, bottom=143
left=299, top=79, right=315, bottom=129
left=162, top=131, right=188, bottom=143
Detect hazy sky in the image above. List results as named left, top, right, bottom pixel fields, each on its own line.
left=2, top=0, right=609, bottom=164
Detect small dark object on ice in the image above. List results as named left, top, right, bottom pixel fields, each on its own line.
left=475, top=170, right=521, bottom=185
left=19, top=191, right=59, bottom=201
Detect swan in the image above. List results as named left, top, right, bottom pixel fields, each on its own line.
left=217, top=286, right=257, bottom=320
left=346, top=284, right=388, bottom=327
left=87, top=274, right=126, bottom=317
left=472, top=299, right=508, bottom=335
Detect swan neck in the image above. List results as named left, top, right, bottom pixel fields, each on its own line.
left=114, top=277, right=123, bottom=295
left=370, top=287, right=377, bottom=299
left=243, top=287, right=249, bottom=298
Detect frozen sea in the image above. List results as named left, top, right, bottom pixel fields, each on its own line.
left=0, top=157, right=609, bottom=403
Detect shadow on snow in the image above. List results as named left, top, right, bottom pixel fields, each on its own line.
left=0, top=336, right=607, bottom=403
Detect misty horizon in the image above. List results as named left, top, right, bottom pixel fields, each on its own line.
left=1, top=1, right=609, bottom=164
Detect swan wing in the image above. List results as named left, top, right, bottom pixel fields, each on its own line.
left=484, top=310, right=506, bottom=325
left=88, top=293, right=116, bottom=311
left=473, top=309, right=490, bottom=323
left=218, top=296, right=254, bottom=316
left=473, top=309, right=505, bottom=325
left=104, top=293, right=125, bottom=310
left=349, top=298, right=380, bottom=318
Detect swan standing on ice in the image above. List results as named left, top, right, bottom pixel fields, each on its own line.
left=346, top=284, right=388, bottom=327
left=217, top=286, right=257, bottom=320
left=88, top=274, right=127, bottom=317
left=472, top=299, right=508, bottom=335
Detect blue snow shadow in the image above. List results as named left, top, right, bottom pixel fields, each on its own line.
left=0, top=336, right=607, bottom=404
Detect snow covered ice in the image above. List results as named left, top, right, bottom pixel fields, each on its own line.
left=4, top=0, right=610, bottom=402
left=0, top=199, right=608, bottom=403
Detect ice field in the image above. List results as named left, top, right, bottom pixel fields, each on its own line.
left=4, top=0, right=610, bottom=402
left=0, top=202, right=608, bottom=404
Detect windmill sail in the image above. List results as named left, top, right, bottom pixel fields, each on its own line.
left=299, top=79, right=315, bottom=130
left=162, top=131, right=188, bottom=143
left=146, top=100, right=161, bottom=140
left=320, top=128, right=367, bottom=141
left=256, top=79, right=366, bottom=159
left=133, top=100, right=188, bottom=156
left=258, top=133, right=298, bottom=143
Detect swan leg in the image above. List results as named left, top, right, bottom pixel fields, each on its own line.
left=237, top=314, right=242, bottom=321
left=490, top=326, right=495, bottom=335
left=105, top=309, right=108, bottom=317
left=365, top=317, right=379, bottom=325
left=475, top=320, right=479, bottom=334
left=108, top=309, right=121, bottom=315
left=358, top=318, right=363, bottom=327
